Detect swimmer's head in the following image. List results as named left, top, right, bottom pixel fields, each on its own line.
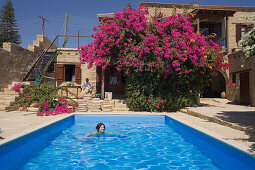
left=96, top=123, right=105, bottom=133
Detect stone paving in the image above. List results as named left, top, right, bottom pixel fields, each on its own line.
left=0, top=99, right=255, bottom=156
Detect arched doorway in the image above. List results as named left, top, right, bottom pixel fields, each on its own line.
left=201, top=71, right=226, bottom=98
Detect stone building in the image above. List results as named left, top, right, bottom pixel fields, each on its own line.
left=137, top=2, right=255, bottom=104
left=3, top=3, right=254, bottom=104
left=228, top=51, right=255, bottom=106
left=55, top=48, right=97, bottom=97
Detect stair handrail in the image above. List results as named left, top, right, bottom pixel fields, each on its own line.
left=20, top=35, right=59, bottom=81
left=36, top=50, right=59, bottom=84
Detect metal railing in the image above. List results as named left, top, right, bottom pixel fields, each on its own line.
left=207, top=37, right=227, bottom=50
left=20, top=35, right=93, bottom=84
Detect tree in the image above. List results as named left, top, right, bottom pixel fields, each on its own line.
left=0, top=0, right=21, bottom=47
left=79, top=5, right=228, bottom=112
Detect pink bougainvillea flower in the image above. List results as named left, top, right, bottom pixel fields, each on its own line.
left=160, top=99, right=165, bottom=103
left=228, top=82, right=234, bottom=87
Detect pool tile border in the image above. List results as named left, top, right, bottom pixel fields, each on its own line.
left=0, top=111, right=254, bottom=157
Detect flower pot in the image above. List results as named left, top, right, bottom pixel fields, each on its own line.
left=221, top=91, right=226, bottom=98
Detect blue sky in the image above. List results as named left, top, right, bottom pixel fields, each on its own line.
left=1, top=0, right=255, bottom=48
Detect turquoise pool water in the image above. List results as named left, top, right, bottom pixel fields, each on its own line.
left=0, top=115, right=255, bottom=169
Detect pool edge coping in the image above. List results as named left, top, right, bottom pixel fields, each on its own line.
left=0, top=112, right=254, bottom=157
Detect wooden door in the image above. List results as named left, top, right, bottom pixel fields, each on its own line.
left=104, top=67, right=125, bottom=97
left=240, top=71, right=250, bottom=105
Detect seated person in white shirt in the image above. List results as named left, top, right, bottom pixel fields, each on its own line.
left=78, top=78, right=93, bottom=98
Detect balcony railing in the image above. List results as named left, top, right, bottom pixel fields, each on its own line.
left=206, top=37, right=227, bottom=50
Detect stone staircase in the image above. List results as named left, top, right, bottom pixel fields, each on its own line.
left=0, top=82, right=30, bottom=111
left=74, top=95, right=129, bottom=112
left=112, top=99, right=129, bottom=111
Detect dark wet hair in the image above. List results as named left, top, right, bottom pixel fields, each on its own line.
left=96, top=123, right=105, bottom=131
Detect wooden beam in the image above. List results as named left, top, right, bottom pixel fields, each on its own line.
left=226, top=16, right=229, bottom=52
left=197, top=18, right=200, bottom=33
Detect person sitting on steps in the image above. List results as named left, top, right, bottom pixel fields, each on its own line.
left=78, top=78, right=93, bottom=98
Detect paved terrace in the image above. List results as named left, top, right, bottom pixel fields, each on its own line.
left=0, top=98, right=255, bottom=156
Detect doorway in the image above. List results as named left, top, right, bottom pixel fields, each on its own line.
left=240, top=71, right=250, bottom=105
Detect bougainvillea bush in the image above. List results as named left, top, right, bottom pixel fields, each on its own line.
left=13, top=82, right=77, bottom=116
left=12, top=82, right=25, bottom=92
left=79, top=5, right=228, bottom=112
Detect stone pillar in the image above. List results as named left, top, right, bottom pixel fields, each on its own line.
left=105, top=92, right=112, bottom=100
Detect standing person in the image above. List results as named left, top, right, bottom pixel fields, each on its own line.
left=78, top=78, right=93, bottom=98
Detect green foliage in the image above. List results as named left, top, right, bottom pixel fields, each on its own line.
left=240, top=27, right=255, bottom=59
left=14, top=82, right=77, bottom=113
left=62, top=36, right=68, bottom=48
left=125, top=68, right=210, bottom=112
left=0, top=0, right=21, bottom=47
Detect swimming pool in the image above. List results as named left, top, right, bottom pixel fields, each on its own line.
left=0, top=115, right=254, bottom=169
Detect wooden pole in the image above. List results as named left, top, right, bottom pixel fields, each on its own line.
left=64, top=13, right=68, bottom=39
left=226, top=16, right=229, bottom=52
left=39, top=16, right=48, bottom=36
left=78, top=29, right=79, bottom=48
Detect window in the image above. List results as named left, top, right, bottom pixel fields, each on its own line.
left=56, top=64, right=81, bottom=83
left=65, top=65, right=75, bottom=81
left=236, top=24, right=254, bottom=42
left=241, top=25, right=247, bottom=37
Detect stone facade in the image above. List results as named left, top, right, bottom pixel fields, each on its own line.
left=141, top=3, right=255, bottom=103
left=228, top=11, right=255, bottom=52
left=228, top=51, right=255, bottom=106
left=0, top=35, right=57, bottom=91
left=56, top=48, right=97, bottom=95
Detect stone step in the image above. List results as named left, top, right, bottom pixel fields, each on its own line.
left=113, top=99, right=126, bottom=104
left=0, top=95, right=19, bottom=100
left=114, top=103, right=127, bottom=108
left=113, top=107, right=129, bottom=111
left=89, top=105, right=101, bottom=108
left=89, top=109, right=102, bottom=112
left=0, top=100, right=14, bottom=105
left=103, top=100, right=114, bottom=105
left=102, top=105, right=113, bottom=109
left=78, top=103, right=88, bottom=107
left=3, top=88, right=20, bottom=95
left=76, top=108, right=88, bottom=112
left=0, top=105, right=7, bottom=111
left=102, top=108, right=113, bottom=112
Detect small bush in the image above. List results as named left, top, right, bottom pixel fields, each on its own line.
left=13, top=82, right=77, bottom=116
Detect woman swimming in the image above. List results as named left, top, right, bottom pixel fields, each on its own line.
left=79, top=123, right=113, bottom=138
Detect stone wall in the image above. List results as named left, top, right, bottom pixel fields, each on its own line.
left=228, top=51, right=255, bottom=106
left=0, top=35, right=57, bottom=91
left=145, top=3, right=255, bottom=102
left=228, top=11, right=255, bottom=52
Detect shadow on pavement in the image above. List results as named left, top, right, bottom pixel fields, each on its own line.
left=215, top=111, right=255, bottom=152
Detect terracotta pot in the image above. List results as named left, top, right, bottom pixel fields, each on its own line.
left=221, top=91, right=226, bottom=98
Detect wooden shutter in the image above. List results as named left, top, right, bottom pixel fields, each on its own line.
left=75, top=64, right=81, bottom=83
left=56, top=64, right=64, bottom=82
left=246, top=24, right=254, bottom=33
left=236, top=24, right=241, bottom=42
